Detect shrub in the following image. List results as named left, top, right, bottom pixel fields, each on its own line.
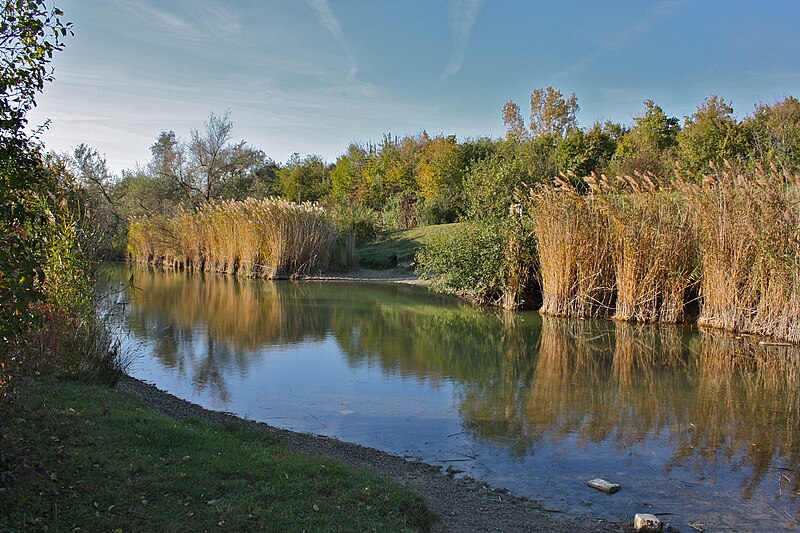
left=417, top=222, right=505, bottom=305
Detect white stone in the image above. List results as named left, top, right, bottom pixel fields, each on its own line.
left=634, top=513, right=663, bottom=532
left=586, top=478, right=621, bottom=494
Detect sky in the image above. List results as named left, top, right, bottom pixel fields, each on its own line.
left=27, top=0, right=800, bottom=174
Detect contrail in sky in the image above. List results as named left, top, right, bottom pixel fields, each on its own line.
left=442, top=0, right=484, bottom=80
left=306, top=0, right=358, bottom=79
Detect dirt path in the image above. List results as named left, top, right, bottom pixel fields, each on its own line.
left=116, top=376, right=624, bottom=532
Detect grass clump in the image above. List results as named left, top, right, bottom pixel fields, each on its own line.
left=0, top=378, right=434, bottom=532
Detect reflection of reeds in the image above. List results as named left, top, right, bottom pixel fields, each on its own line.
left=674, top=331, right=800, bottom=499
left=125, top=268, right=330, bottom=355
left=128, top=199, right=341, bottom=279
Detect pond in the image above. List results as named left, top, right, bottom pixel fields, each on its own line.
left=108, top=266, right=800, bottom=532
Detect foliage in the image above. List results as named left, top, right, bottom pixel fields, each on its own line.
left=278, top=152, right=330, bottom=202
left=327, top=203, right=380, bottom=243
left=416, top=222, right=508, bottom=306
left=503, top=86, right=579, bottom=141
left=0, top=0, right=76, bottom=402
left=745, top=96, right=800, bottom=172
left=678, top=95, right=747, bottom=173
left=609, top=99, right=680, bottom=177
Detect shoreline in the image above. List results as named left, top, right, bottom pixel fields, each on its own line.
left=304, top=267, right=427, bottom=286
left=116, top=374, right=623, bottom=532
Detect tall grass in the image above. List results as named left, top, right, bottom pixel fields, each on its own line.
left=524, top=166, right=800, bottom=342
left=527, top=175, right=615, bottom=318
left=128, top=198, right=343, bottom=279
left=602, top=174, right=698, bottom=323
left=680, top=164, right=800, bottom=342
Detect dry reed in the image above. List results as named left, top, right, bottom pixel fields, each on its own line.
left=127, top=198, right=341, bottom=279
left=680, top=164, right=800, bottom=342
left=526, top=175, right=615, bottom=318
left=601, top=174, right=699, bottom=323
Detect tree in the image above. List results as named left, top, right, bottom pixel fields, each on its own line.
left=529, top=86, right=579, bottom=140
left=502, top=100, right=527, bottom=141
left=678, top=95, right=747, bottom=173
left=502, top=86, right=580, bottom=141
left=278, top=153, right=329, bottom=202
left=745, top=96, right=800, bottom=172
left=554, top=121, right=620, bottom=177
left=330, top=142, right=369, bottom=202
left=144, top=112, right=275, bottom=208
left=0, top=0, right=71, bottom=346
left=610, top=100, right=679, bottom=177
left=189, top=110, right=234, bottom=202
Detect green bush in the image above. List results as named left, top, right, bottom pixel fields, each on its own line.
left=329, top=204, right=380, bottom=243
left=416, top=222, right=507, bottom=305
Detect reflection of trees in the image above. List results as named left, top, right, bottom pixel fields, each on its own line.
left=121, top=267, right=336, bottom=399
left=115, top=266, right=800, bottom=504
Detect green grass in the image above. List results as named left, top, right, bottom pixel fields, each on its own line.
left=356, top=223, right=465, bottom=269
left=0, top=379, right=434, bottom=532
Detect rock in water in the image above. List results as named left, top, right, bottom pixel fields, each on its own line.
left=634, top=513, right=663, bottom=532
left=586, top=478, right=621, bottom=494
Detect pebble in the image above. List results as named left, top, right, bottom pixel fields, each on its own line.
left=586, top=478, right=621, bottom=494
left=634, top=513, right=662, bottom=532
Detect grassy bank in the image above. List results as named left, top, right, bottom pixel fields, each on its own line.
left=0, top=378, right=433, bottom=532
left=356, top=223, right=464, bottom=268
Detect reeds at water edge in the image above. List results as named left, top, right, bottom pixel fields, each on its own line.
left=525, top=166, right=800, bottom=342
left=127, top=198, right=344, bottom=279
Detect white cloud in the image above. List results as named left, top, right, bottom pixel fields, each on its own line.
left=442, top=0, right=483, bottom=80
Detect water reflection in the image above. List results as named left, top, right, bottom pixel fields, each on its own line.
left=114, top=266, right=800, bottom=530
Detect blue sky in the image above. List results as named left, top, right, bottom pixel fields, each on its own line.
left=28, top=0, right=800, bottom=173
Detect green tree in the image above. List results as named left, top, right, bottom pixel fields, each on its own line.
left=554, top=121, right=621, bottom=177
left=330, top=142, right=369, bottom=202
left=278, top=153, right=330, bottom=202
left=610, top=99, right=679, bottom=177
left=745, top=96, right=800, bottom=172
left=0, top=0, right=71, bottom=346
left=678, top=95, right=747, bottom=173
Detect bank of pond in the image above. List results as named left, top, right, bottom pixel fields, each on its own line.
left=127, top=166, right=800, bottom=344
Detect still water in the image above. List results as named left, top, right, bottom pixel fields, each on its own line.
left=109, top=266, right=800, bottom=531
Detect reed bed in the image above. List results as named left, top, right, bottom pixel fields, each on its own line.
left=680, top=164, right=800, bottom=342
left=601, top=174, right=699, bottom=323
left=526, top=176, right=615, bottom=318
left=525, top=166, right=800, bottom=342
left=128, top=198, right=341, bottom=279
